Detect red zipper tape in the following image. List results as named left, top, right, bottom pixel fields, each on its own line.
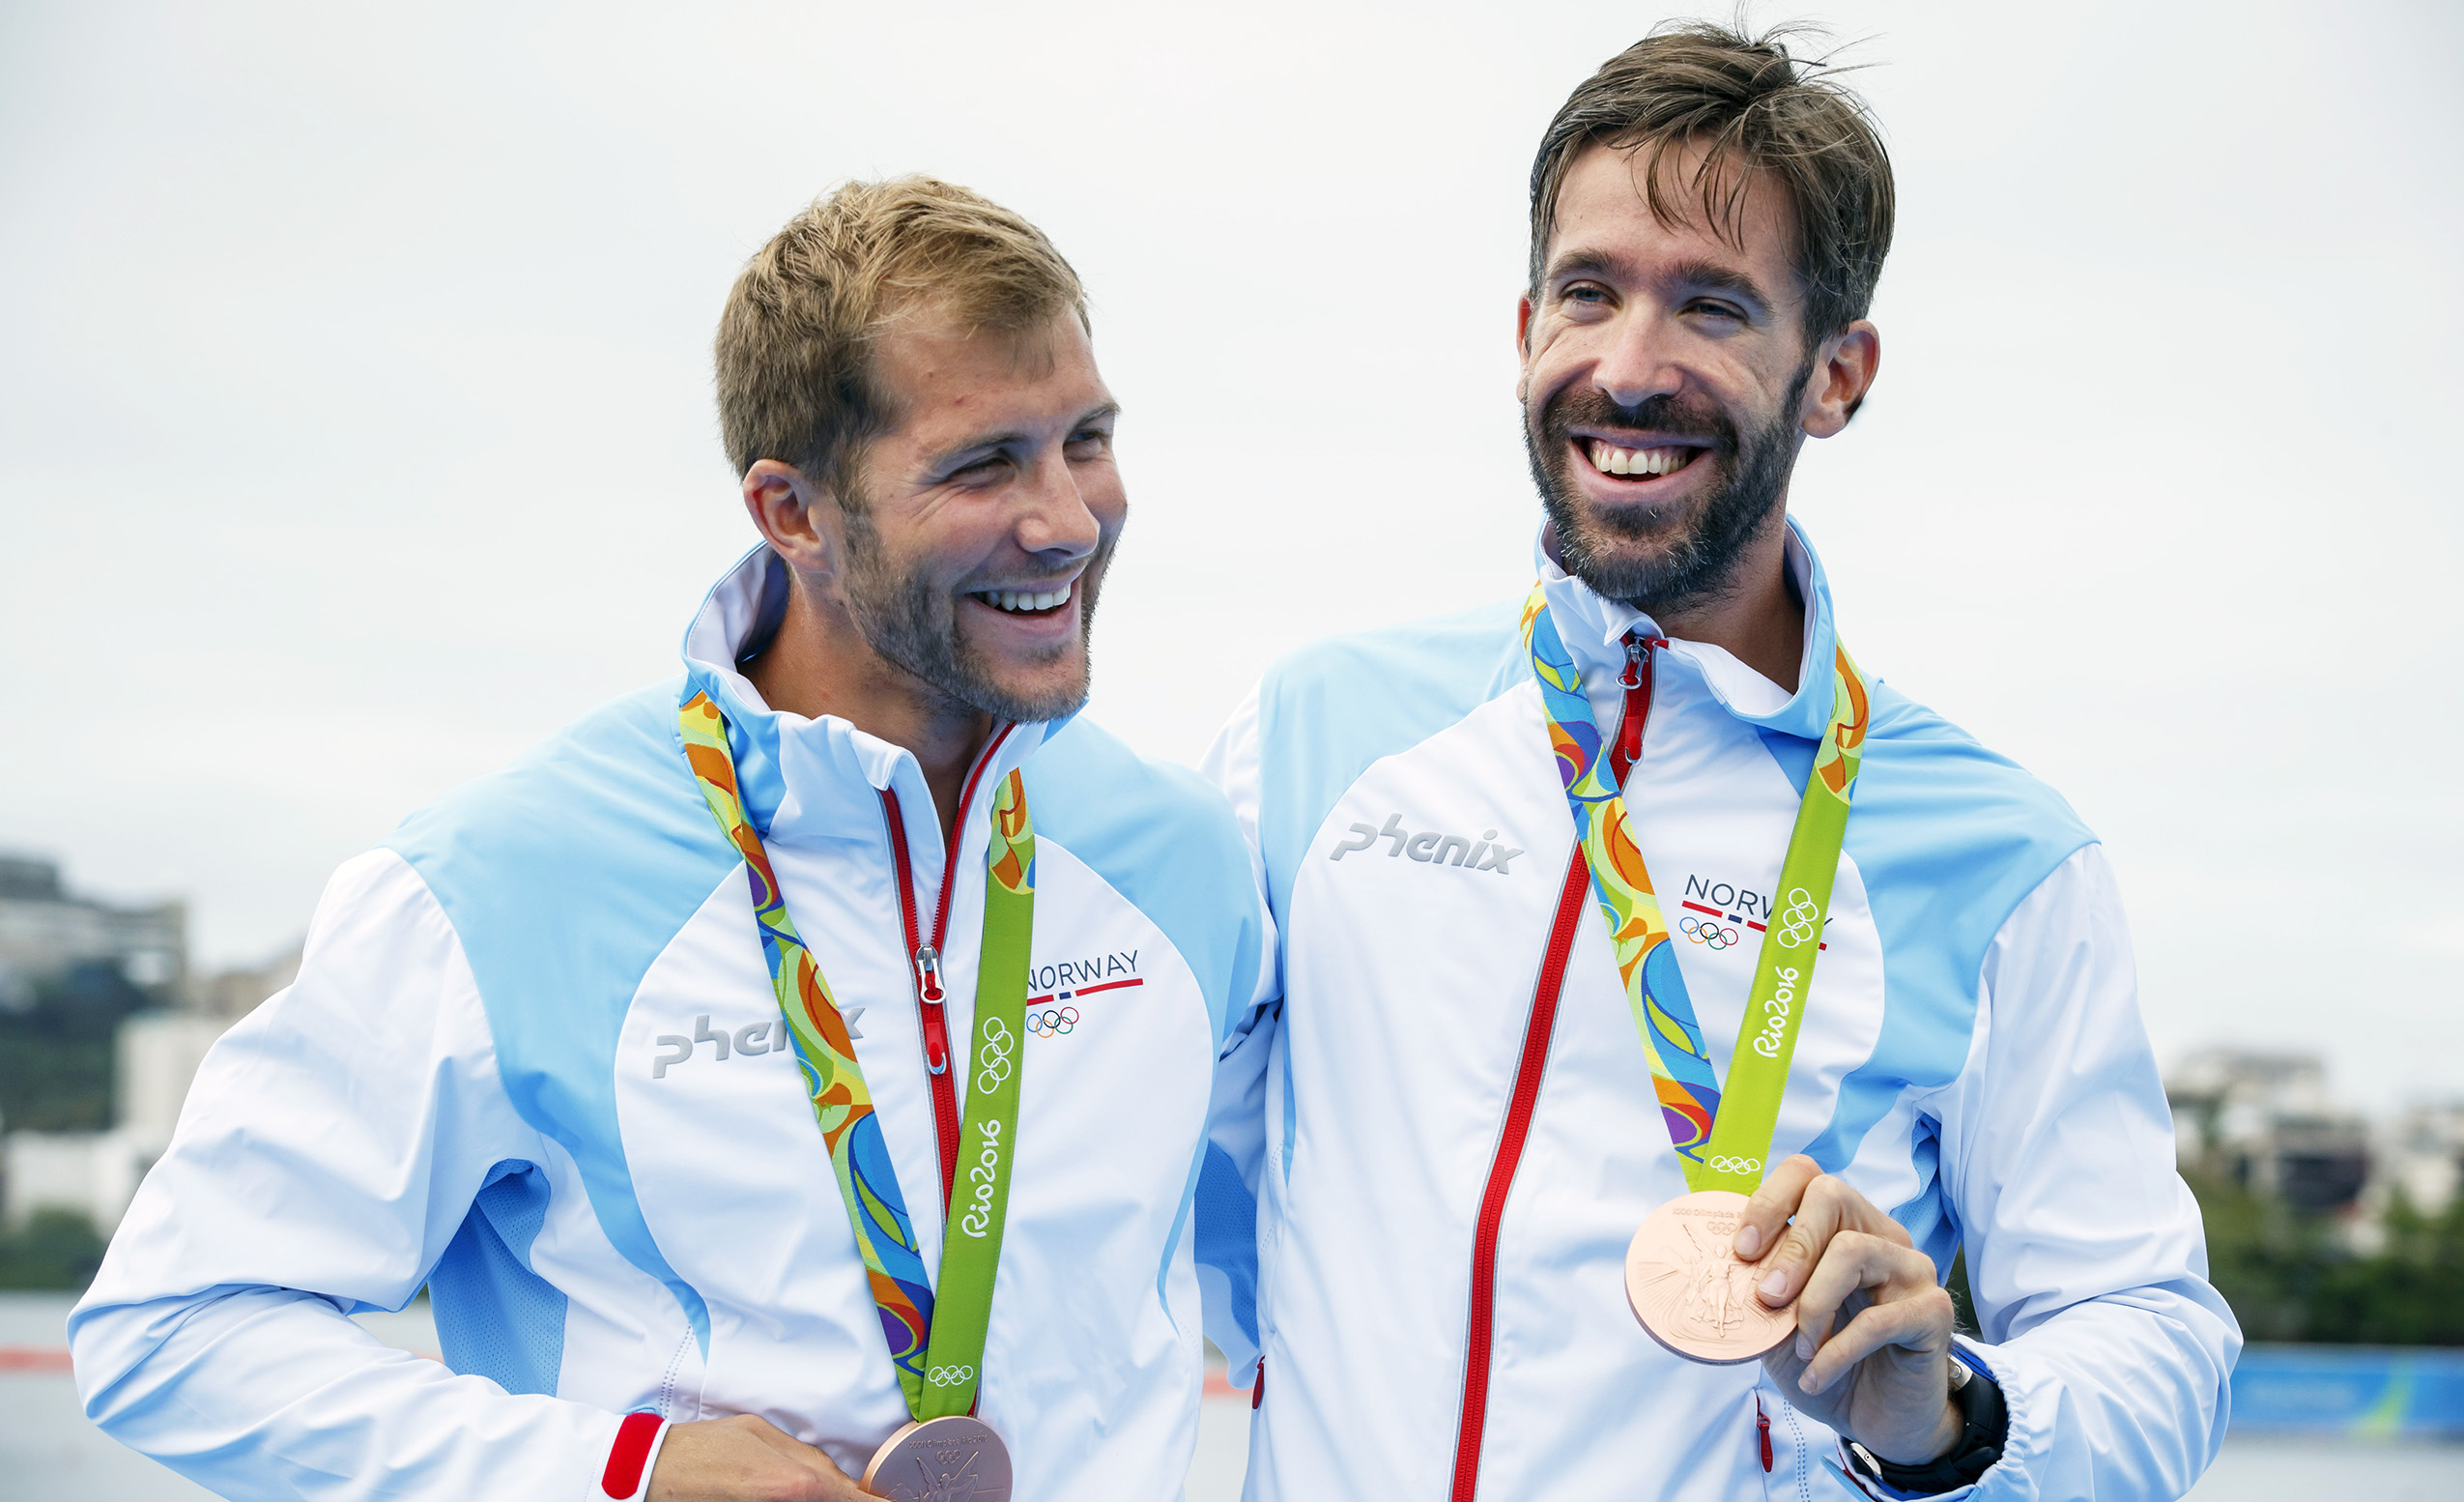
left=1448, top=849, right=1591, bottom=1502
left=1450, top=635, right=1653, bottom=1500
left=879, top=725, right=1016, bottom=1210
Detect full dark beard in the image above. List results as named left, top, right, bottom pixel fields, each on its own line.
left=840, top=506, right=1104, bottom=725
left=1524, top=367, right=1808, bottom=614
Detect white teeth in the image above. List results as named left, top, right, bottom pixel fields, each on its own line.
left=978, top=581, right=1074, bottom=613
left=1589, top=442, right=1697, bottom=478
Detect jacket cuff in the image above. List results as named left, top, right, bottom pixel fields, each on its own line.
left=599, top=1411, right=670, bottom=1500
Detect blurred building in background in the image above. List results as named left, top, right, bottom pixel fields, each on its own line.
left=2167, top=1047, right=2464, bottom=1256
left=0, top=850, right=296, bottom=1236
left=0, top=853, right=186, bottom=1010
left=2352, top=1102, right=2464, bottom=1255
left=2168, top=1049, right=2374, bottom=1214
left=2378, top=1103, right=2464, bottom=1214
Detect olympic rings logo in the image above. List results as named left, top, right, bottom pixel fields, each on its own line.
left=1677, top=914, right=1740, bottom=950
left=927, top=1364, right=974, bottom=1386
left=1704, top=1154, right=1762, bottom=1176
left=1772, top=888, right=1820, bottom=949
left=976, top=1018, right=1017, bottom=1095
left=1027, top=1006, right=1079, bottom=1039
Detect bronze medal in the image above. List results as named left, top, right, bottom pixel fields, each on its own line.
left=1624, top=1190, right=1796, bottom=1364
left=861, top=1415, right=1012, bottom=1501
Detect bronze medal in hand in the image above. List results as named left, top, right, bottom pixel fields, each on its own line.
left=861, top=1416, right=1011, bottom=1501
left=1624, top=1190, right=1796, bottom=1364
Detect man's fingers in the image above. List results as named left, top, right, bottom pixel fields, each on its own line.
left=1797, top=1285, right=1955, bottom=1395
left=1752, top=1168, right=1863, bottom=1307
left=1733, top=1154, right=1821, bottom=1261
left=1746, top=1168, right=1918, bottom=1308
left=1787, top=1228, right=1917, bottom=1358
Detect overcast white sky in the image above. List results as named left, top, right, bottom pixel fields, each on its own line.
left=3, top=1, right=2458, bottom=1104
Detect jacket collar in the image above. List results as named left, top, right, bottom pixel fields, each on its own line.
left=676, top=547, right=1054, bottom=844
left=1533, top=515, right=1845, bottom=742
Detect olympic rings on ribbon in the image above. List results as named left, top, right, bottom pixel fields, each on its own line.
left=1677, top=914, right=1740, bottom=950
left=1704, top=1154, right=1762, bottom=1175
left=976, top=1017, right=1017, bottom=1095
left=927, top=1364, right=975, bottom=1386
left=1027, top=1006, right=1078, bottom=1039
left=1773, top=887, right=1820, bottom=949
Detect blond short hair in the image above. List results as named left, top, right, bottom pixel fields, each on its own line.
left=716, top=177, right=1088, bottom=489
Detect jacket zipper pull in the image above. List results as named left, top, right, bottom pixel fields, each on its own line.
left=918, top=942, right=949, bottom=1076
left=1756, top=1396, right=1773, bottom=1472
left=1618, top=633, right=1651, bottom=767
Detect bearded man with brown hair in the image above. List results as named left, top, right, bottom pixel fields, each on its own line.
left=1202, top=23, right=2238, bottom=1501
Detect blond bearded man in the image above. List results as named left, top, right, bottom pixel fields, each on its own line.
left=74, top=180, right=1273, bottom=1502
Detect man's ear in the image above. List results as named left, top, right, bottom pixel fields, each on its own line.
left=1515, top=295, right=1536, bottom=404
left=741, top=459, right=845, bottom=580
left=1799, top=321, right=1881, bottom=439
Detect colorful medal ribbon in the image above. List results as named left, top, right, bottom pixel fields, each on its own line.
left=678, top=692, right=1033, bottom=1423
left=1520, top=586, right=1869, bottom=1195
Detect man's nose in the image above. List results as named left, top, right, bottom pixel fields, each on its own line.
left=1590, top=307, right=1687, bottom=411
left=1014, top=448, right=1102, bottom=562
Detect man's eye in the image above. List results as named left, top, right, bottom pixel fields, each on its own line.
left=1563, top=285, right=1608, bottom=305
left=1688, top=301, right=1745, bottom=321
left=1066, top=431, right=1110, bottom=452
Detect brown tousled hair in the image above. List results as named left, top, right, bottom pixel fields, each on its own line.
left=1529, top=20, right=1895, bottom=347
left=716, top=177, right=1088, bottom=492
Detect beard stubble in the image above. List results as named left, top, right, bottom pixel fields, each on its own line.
left=1525, top=364, right=1810, bottom=616
left=837, top=500, right=1104, bottom=726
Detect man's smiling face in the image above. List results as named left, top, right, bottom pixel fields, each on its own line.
left=836, top=303, right=1125, bottom=724
left=1518, top=140, right=1822, bottom=613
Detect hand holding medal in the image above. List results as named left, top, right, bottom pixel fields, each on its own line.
left=1726, top=1156, right=1965, bottom=1468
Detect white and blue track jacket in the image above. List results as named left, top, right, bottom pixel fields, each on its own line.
left=70, top=548, right=1273, bottom=1502
left=1203, top=523, right=2240, bottom=1502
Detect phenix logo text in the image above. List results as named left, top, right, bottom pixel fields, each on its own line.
left=1330, top=815, right=1523, bottom=874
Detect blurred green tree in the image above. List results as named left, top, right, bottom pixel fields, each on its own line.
left=0, top=1209, right=108, bottom=1290
left=2181, top=1165, right=2464, bottom=1343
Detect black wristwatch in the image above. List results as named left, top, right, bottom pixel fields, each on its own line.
left=1845, top=1356, right=2008, bottom=1494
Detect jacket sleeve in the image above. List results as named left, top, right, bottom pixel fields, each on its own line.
left=1898, top=843, right=2240, bottom=1501
left=1190, top=684, right=1282, bottom=1386
left=68, top=850, right=654, bottom=1502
